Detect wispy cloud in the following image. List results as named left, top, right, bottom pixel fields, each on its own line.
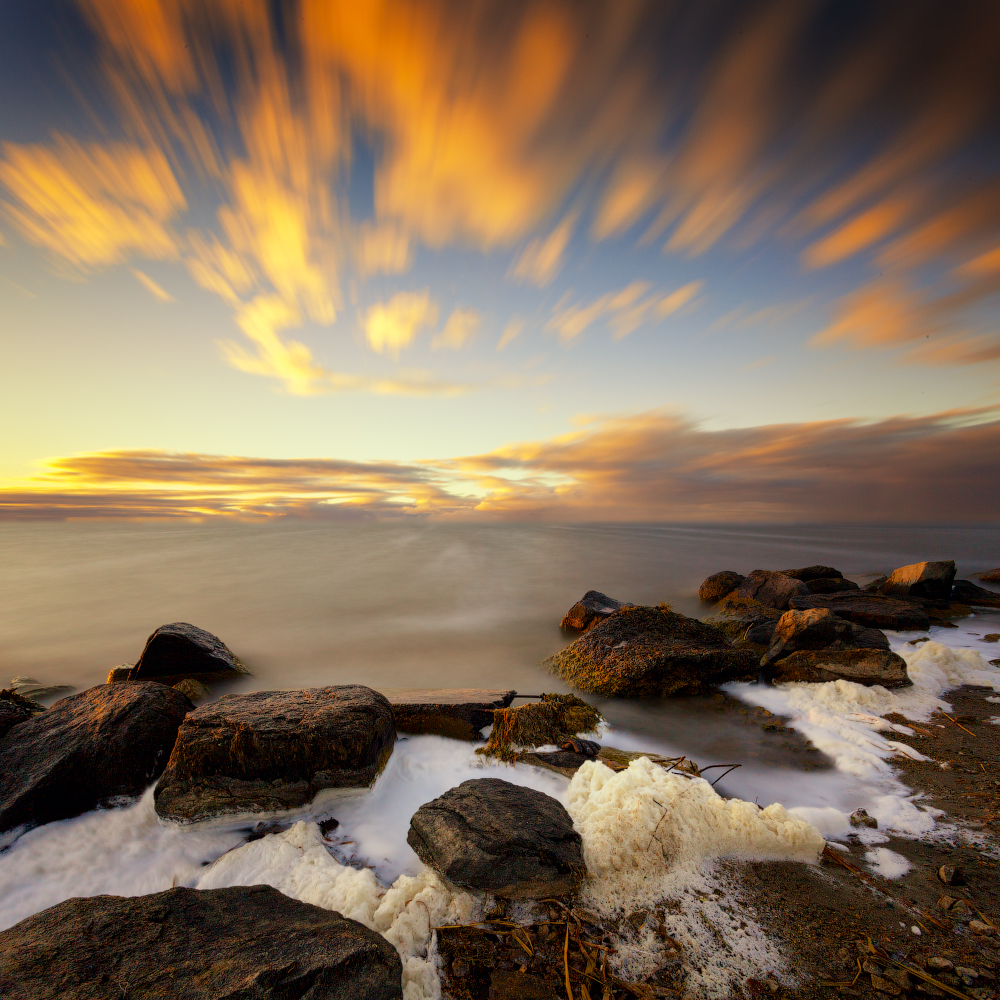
left=364, top=291, right=439, bottom=360
left=497, top=316, right=525, bottom=351
left=131, top=268, right=174, bottom=302
left=433, top=307, right=481, bottom=350
left=509, top=212, right=577, bottom=287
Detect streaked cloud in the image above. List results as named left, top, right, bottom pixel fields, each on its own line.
left=364, top=291, right=439, bottom=360
left=509, top=212, right=577, bottom=287
left=356, top=221, right=413, bottom=276
left=497, top=317, right=525, bottom=351
left=433, top=307, right=481, bottom=351
left=131, top=268, right=173, bottom=302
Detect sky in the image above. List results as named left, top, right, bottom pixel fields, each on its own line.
left=1, top=0, right=998, bottom=522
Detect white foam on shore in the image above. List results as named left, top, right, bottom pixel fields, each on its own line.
left=865, top=846, right=912, bottom=879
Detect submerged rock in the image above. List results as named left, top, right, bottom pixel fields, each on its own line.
left=766, top=649, right=910, bottom=687
left=8, top=677, right=74, bottom=702
left=126, top=622, right=246, bottom=684
left=881, top=560, right=956, bottom=600
left=730, top=570, right=810, bottom=611
left=560, top=590, right=631, bottom=631
left=787, top=592, right=930, bottom=631
left=778, top=565, right=844, bottom=581
left=0, top=683, right=192, bottom=835
left=543, top=605, right=758, bottom=697
left=154, top=685, right=395, bottom=821
left=698, top=570, right=744, bottom=603
left=978, top=568, right=1000, bottom=583
left=0, top=884, right=402, bottom=1000
left=762, top=608, right=889, bottom=666
left=952, top=579, right=1000, bottom=607
left=407, top=778, right=585, bottom=898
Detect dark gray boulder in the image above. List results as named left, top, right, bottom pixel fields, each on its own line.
left=154, top=685, right=395, bottom=821
left=543, top=605, right=758, bottom=697
left=126, top=622, right=245, bottom=684
left=698, top=571, right=745, bottom=603
left=762, top=608, right=889, bottom=667
left=0, top=690, right=35, bottom=740
left=778, top=565, right=844, bottom=582
left=0, top=884, right=402, bottom=1000
left=788, top=592, right=930, bottom=631
left=952, top=580, right=1000, bottom=607
left=0, top=683, right=192, bottom=835
left=731, top=570, right=810, bottom=611
left=767, top=649, right=910, bottom=688
left=560, top=590, right=631, bottom=631
left=803, top=577, right=860, bottom=594
left=881, top=560, right=956, bottom=600
left=407, top=778, right=585, bottom=898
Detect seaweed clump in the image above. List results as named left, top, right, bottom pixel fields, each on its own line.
left=477, top=694, right=603, bottom=763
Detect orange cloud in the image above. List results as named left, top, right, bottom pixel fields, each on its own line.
left=509, top=212, right=577, bottom=287
left=131, top=268, right=174, bottom=302
left=433, top=308, right=481, bottom=351
left=364, top=291, right=439, bottom=359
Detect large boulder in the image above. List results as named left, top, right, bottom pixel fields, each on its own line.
left=698, top=571, right=745, bottom=602
left=0, top=690, right=36, bottom=740
left=543, top=605, right=758, bottom=697
left=766, top=649, right=910, bottom=688
left=762, top=608, right=889, bottom=666
left=154, top=685, right=395, bottom=821
left=0, top=683, right=192, bottom=835
left=787, top=592, right=930, bottom=631
left=881, top=560, right=956, bottom=600
left=560, top=590, right=630, bottom=631
left=0, top=884, right=402, bottom=1000
left=730, top=570, right=810, bottom=611
left=778, top=565, right=844, bottom=581
left=125, top=622, right=246, bottom=684
left=952, top=580, right=1000, bottom=608
left=407, top=778, right=585, bottom=898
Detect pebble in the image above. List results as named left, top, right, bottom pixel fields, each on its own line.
left=926, top=957, right=954, bottom=972
left=870, top=974, right=901, bottom=995
left=969, top=919, right=994, bottom=936
left=937, top=865, right=964, bottom=885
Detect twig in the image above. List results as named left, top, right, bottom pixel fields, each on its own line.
left=942, top=712, right=976, bottom=737
left=564, top=920, right=574, bottom=1000
left=709, top=764, right=742, bottom=787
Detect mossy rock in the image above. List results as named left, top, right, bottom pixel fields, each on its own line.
left=477, top=694, right=603, bottom=762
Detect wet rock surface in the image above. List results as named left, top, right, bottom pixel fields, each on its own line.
left=407, top=778, right=585, bottom=898
left=127, top=622, right=245, bottom=684
left=788, top=591, right=931, bottom=630
left=953, top=579, right=1000, bottom=607
left=380, top=688, right=516, bottom=740
left=0, top=683, right=192, bottom=835
left=543, top=605, right=759, bottom=697
left=154, top=685, right=394, bottom=821
left=560, top=590, right=631, bottom=631
left=881, top=560, right=957, bottom=600
left=762, top=607, right=890, bottom=666
left=0, top=691, right=35, bottom=740
left=698, top=570, right=745, bottom=603
left=731, top=569, right=810, bottom=610
left=765, top=648, right=911, bottom=687
left=0, top=884, right=403, bottom=1000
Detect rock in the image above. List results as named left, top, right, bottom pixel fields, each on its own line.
left=745, top=620, right=779, bottom=645
left=762, top=608, right=890, bottom=666
left=9, top=677, right=74, bottom=701
left=803, top=577, right=860, bottom=594
left=949, top=899, right=972, bottom=922
left=952, top=580, right=1000, bottom=607
left=926, top=957, right=954, bottom=972
left=937, top=864, right=964, bottom=885
left=407, top=778, right=585, bottom=898
left=0, top=697, right=31, bottom=740
left=154, top=685, right=394, bottom=821
left=106, top=664, right=133, bottom=683
left=863, top=575, right=889, bottom=592
left=766, top=648, right=910, bottom=687
left=172, top=678, right=209, bottom=702
left=128, top=622, right=246, bottom=684
left=542, top=606, right=759, bottom=697
left=379, top=688, right=516, bottom=740
left=881, top=560, right=956, bottom=600
left=984, top=633, right=1000, bottom=642
left=730, top=570, right=810, bottom=611
left=778, top=565, right=844, bottom=581
left=870, top=973, right=901, bottom=995
left=787, top=592, right=931, bottom=631
left=698, top=571, right=745, bottom=603
left=0, top=884, right=402, bottom=1000
left=978, top=568, right=1000, bottom=583
left=936, top=896, right=956, bottom=911
left=0, top=683, right=192, bottom=835
left=970, top=919, right=996, bottom=936
left=560, top=591, right=631, bottom=631
left=850, top=807, right=878, bottom=828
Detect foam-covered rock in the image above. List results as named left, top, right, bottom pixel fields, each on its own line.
left=778, top=565, right=844, bottom=582
left=154, top=685, right=394, bottom=821
left=881, top=560, right=956, bottom=600
left=0, top=683, right=192, bottom=835
left=762, top=608, right=889, bottom=667
left=407, top=778, right=585, bottom=898
left=788, top=592, right=930, bottom=631
left=543, top=605, right=758, bottom=697
left=698, top=571, right=744, bottom=603
left=127, top=621, right=245, bottom=684
left=766, top=648, right=910, bottom=687
left=560, top=590, right=630, bottom=631
left=0, top=884, right=402, bottom=1000
left=730, top=570, right=810, bottom=611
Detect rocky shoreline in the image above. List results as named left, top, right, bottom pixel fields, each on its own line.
left=0, top=560, right=998, bottom=998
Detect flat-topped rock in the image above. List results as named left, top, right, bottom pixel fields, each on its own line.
left=126, top=622, right=245, bottom=684
left=766, top=649, right=911, bottom=688
left=407, top=778, right=585, bottom=898
left=0, top=683, right=192, bottom=835
left=778, top=565, right=844, bottom=581
left=731, top=570, right=809, bottom=611
left=0, top=885, right=402, bottom=1000
left=881, top=560, right=956, bottom=600
left=788, top=592, right=930, bottom=631
left=543, top=605, right=758, bottom=697
left=154, top=685, right=394, bottom=821
left=560, top=590, right=631, bottom=631
left=379, top=688, right=516, bottom=740
left=698, top=571, right=744, bottom=603
left=762, top=608, right=889, bottom=666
